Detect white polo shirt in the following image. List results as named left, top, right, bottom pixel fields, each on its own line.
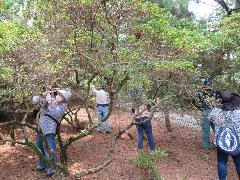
left=93, top=89, right=110, bottom=105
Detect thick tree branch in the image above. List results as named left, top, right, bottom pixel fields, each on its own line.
left=215, top=0, right=240, bottom=15
left=75, top=118, right=135, bottom=178
left=215, top=0, right=230, bottom=13
left=75, top=95, right=168, bottom=178
left=77, top=51, right=99, bottom=73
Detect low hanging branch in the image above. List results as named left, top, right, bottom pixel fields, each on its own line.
left=60, top=72, right=129, bottom=166
left=77, top=51, right=99, bottom=73
left=0, top=120, right=38, bottom=132
left=21, top=105, right=31, bottom=141
left=215, top=0, right=240, bottom=15
left=0, top=110, right=65, bottom=174
left=75, top=119, right=135, bottom=178
left=74, top=96, right=166, bottom=178
left=0, top=134, right=67, bottom=176
left=84, top=71, right=99, bottom=124
left=63, top=96, right=114, bottom=149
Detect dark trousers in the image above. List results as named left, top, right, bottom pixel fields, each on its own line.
left=217, top=147, right=240, bottom=180
left=136, top=117, right=156, bottom=151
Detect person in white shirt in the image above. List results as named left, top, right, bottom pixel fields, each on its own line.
left=92, top=85, right=110, bottom=134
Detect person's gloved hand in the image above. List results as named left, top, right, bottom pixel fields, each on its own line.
left=146, top=104, right=151, bottom=111
left=32, top=96, right=40, bottom=103
left=209, top=115, right=217, bottom=122
left=131, top=108, right=135, bottom=113
left=90, top=84, right=95, bottom=90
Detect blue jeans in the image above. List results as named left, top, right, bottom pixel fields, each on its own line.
left=217, top=147, right=240, bottom=180
left=136, top=117, right=155, bottom=151
left=201, top=108, right=215, bottom=149
left=36, top=133, right=57, bottom=169
left=97, top=105, right=110, bottom=132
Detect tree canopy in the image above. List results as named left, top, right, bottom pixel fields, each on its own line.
left=1, top=0, right=240, bottom=178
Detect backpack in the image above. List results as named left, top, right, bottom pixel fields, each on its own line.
left=216, top=111, right=240, bottom=156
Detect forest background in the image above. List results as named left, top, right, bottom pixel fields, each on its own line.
left=0, top=0, right=240, bottom=179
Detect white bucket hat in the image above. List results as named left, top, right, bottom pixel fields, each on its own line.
left=58, top=90, right=72, bottom=101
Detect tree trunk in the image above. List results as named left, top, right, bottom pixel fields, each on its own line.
left=9, top=125, right=16, bottom=146
left=163, top=72, right=173, bottom=132
left=164, top=109, right=172, bottom=132
left=60, top=148, right=69, bottom=169
left=235, top=0, right=240, bottom=11
left=58, top=141, right=69, bottom=176
left=235, top=0, right=240, bottom=7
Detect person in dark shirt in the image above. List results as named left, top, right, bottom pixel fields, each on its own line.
left=198, top=79, right=221, bottom=150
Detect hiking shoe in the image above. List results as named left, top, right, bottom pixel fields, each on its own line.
left=209, top=144, right=216, bottom=150
left=36, top=166, right=47, bottom=172
left=46, top=168, right=55, bottom=177
left=150, top=150, right=156, bottom=155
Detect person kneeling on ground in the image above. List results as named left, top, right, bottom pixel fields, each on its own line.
left=32, top=88, right=71, bottom=177
left=132, top=103, right=156, bottom=153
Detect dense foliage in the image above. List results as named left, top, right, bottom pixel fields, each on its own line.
left=1, top=0, right=240, bottom=178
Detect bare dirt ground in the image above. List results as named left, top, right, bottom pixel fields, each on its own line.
left=0, top=109, right=239, bottom=180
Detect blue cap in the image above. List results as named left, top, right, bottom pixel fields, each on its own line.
left=203, top=79, right=212, bottom=85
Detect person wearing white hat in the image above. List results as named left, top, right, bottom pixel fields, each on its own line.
left=33, top=88, right=71, bottom=177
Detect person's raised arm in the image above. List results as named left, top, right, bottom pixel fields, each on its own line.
left=90, top=84, right=97, bottom=95
left=32, top=96, right=44, bottom=106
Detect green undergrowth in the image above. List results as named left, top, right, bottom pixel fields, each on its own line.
left=133, top=149, right=167, bottom=180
